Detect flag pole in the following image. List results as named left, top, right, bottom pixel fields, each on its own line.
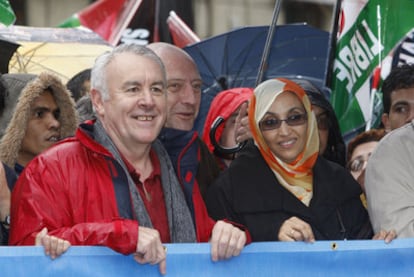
left=365, top=5, right=383, bottom=131
left=109, top=0, right=143, bottom=46
left=153, top=0, right=160, bottom=42
left=255, top=0, right=282, bottom=87
left=325, top=0, right=342, bottom=89
left=167, top=11, right=200, bottom=48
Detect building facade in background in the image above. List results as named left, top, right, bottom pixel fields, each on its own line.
left=9, top=0, right=335, bottom=39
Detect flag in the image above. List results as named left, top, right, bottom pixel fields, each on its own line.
left=59, top=0, right=142, bottom=46
left=0, top=0, right=15, bottom=26
left=119, top=0, right=195, bottom=46
left=59, top=0, right=195, bottom=47
left=330, top=0, right=414, bottom=139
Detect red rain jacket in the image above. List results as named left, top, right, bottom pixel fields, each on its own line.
left=202, top=88, right=253, bottom=154
left=9, top=121, right=215, bottom=254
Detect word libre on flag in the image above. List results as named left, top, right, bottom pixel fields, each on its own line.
left=330, top=0, right=414, bottom=139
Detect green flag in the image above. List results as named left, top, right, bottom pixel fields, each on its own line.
left=331, top=0, right=414, bottom=138
left=0, top=0, right=15, bottom=26
left=58, top=14, right=81, bottom=28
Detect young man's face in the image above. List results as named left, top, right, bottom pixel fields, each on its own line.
left=382, top=87, right=414, bottom=131
left=19, top=90, right=61, bottom=166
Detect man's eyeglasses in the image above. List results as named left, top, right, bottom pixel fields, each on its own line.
left=259, top=114, right=307, bottom=131
left=347, top=156, right=368, bottom=172
left=316, top=111, right=330, bottom=131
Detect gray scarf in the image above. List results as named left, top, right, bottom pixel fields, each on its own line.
left=94, top=120, right=196, bottom=242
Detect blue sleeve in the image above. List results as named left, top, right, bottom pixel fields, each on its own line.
left=3, top=162, right=17, bottom=191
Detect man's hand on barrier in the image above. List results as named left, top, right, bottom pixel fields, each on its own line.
left=210, top=220, right=246, bottom=262
left=372, top=229, right=397, bottom=243
left=35, top=227, right=71, bottom=259
left=134, top=226, right=167, bottom=275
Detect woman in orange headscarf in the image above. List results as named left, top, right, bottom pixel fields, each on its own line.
left=205, top=78, right=375, bottom=242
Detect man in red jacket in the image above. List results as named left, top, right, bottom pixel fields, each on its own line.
left=10, top=44, right=247, bottom=275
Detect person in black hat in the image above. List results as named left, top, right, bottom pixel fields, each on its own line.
left=292, top=78, right=346, bottom=167
left=66, top=68, right=91, bottom=102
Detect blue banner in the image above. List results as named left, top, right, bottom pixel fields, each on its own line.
left=2, top=239, right=414, bottom=276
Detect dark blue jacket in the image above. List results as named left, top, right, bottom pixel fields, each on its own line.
left=1, top=162, right=17, bottom=245
left=159, top=128, right=220, bottom=217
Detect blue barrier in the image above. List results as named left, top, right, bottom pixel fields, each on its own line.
left=2, top=239, right=414, bottom=276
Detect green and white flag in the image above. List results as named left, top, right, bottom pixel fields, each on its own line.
left=0, top=0, right=15, bottom=26
left=331, top=0, right=414, bottom=139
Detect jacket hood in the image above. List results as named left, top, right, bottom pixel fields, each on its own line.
left=202, top=87, right=253, bottom=153
left=0, top=72, right=78, bottom=168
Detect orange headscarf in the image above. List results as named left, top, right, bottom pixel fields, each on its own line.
left=248, top=78, right=319, bottom=206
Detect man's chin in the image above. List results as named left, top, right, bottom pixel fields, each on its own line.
left=166, top=120, right=194, bottom=131
left=44, top=141, right=58, bottom=149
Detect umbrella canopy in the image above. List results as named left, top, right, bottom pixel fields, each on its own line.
left=0, top=25, right=113, bottom=82
left=0, top=35, right=18, bottom=74
left=184, top=23, right=329, bottom=135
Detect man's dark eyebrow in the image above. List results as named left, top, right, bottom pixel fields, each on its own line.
left=32, top=107, right=50, bottom=112
left=32, top=106, right=60, bottom=113
left=392, top=100, right=409, bottom=106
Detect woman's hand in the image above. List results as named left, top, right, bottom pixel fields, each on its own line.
left=278, top=216, right=315, bottom=242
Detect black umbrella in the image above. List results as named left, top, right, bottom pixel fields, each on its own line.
left=0, top=35, right=19, bottom=74
left=184, top=24, right=330, bottom=135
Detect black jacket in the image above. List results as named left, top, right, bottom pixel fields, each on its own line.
left=206, top=144, right=372, bottom=241
left=0, top=162, right=17, bottom=245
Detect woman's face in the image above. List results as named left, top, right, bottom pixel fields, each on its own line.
left=313, top=105, right=329, bottom=154
left=260, top=91, right=308, bottom=163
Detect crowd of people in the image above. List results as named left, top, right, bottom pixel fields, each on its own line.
left=1, top=41, right=414, bottom=274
